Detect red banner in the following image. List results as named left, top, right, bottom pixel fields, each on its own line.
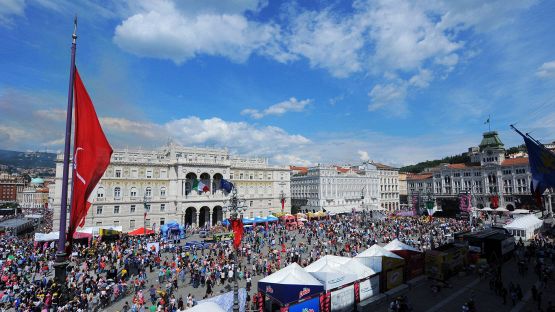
left=68, top=68, right=113, bottom=249
left=231, top=219, right=244, bottom=249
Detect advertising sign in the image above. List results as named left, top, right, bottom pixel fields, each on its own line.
left=288, top=297, right=320, bottom=312
left=359, top=275, right=380, bottom=301
left=330, top=285, right=354, bottom=312
left=386, top=268, right=403, bottom=290
left=146, top=242, right=160, bottom=253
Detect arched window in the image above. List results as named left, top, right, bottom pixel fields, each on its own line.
left=145, top=187, right=152, bottom=198
left=114, top=187, right=121, bottom=199
left=160, top=187, right=167, bottom=197
left=97, top=187, right=105, bottom=198
left=130, top=187, right=137, bottom=198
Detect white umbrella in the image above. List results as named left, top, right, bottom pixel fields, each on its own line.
left=511, top=209, right=530, bottom=214
left=496, top=207, right=509, bottom=212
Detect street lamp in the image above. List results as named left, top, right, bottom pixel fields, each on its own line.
left=280, top=190, right=286, bottom=213
left=143, top=194, right=150, bottom=236
left=223, top=188, right=247, bottom=312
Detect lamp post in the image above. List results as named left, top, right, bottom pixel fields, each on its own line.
left=223, top=188, right=247, bottom=312
left=143, top=194, right=149, bottom=236
left=280, top=190, right=286, bottom=213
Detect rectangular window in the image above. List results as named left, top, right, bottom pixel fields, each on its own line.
left=145, top=219, right=150, bottom=227
left=96, top=221, right=102, bottom=226
left=130, top=205, right=136, bottom=213
left=114, top=205, right=120, bottom=214
left=160, top=218, right=165, bottom=225
left=240, top=173, right=243, bottom=179
left=131, top=169, right=138, bottom=178
left=96, top=206, right=103, bottom=214
left=160, top=170, right=167, bottom=178
left=268, top=200, right=271, bottom=206
left=160, top=204, right=165, bottom=212
left=145, top=204, right=151, bottom=212
left=114, top=220, right=120, bottom=226
left=115, top=169, right=122, bottom=178
left=250, top=200, right=253, bottom=207
left=146, top=169, right=153, bottom=179
left=130, top=219, right=135, bottom=229
left=230, top=173, right=234, bottom=179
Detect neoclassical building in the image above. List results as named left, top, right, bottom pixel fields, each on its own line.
left=407, top=131, right=554, bottom=215
left=372, top=162, right=400, bottom=211
left=52, top=144, right=290, bottom=232
left=290, top=163, right=380, bottom=214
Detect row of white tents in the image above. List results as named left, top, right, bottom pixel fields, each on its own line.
left=258, top=239, right=415, bottom=311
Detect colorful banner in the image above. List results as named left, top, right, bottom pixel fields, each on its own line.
left=289, top=297, right=320, bottom=312
left=386, top=268, right=403, bottom=290
left=330, top=285, right=354, bottom=312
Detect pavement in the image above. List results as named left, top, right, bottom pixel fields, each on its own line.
left=106, top=231, right=555, bottom=312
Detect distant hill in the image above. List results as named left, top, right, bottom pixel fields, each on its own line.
left=0, top=149, right=56, bottom=169
left=400, top=153, right=470, bottom=174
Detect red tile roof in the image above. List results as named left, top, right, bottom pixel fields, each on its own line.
left=501, top=158, right=529, bottom=167
left=290, top=166, right=308, bottom=174
left=335, top=166, right=350, bottom=173
left=406, top=173, right=433, bottom=181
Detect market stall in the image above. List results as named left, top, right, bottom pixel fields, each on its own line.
left=425, top=243, right=467, bottom=281
left=354, top=245, right=404, bottom=291
left=258, top=263, right=324, bottom=312
left=504, top=214, right=543, bottom=241
left=128, top=227, right=155, bottom=236
left=384, top=239, right=424, bottom=280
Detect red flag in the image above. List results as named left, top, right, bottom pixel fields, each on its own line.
left=230, top=219, right=243, bottom=249
left=68, top=68, right=113, bottom=246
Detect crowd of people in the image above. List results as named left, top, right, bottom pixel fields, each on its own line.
left=0, top=210, right=552, bottom=311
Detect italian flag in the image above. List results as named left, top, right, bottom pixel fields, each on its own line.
left=192, top=179, right=209, bottom=192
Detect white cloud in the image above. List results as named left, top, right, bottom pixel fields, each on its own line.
left=409, top=69, right=433, bottom=88
left=113, top=0, right=293, bottom=64
left=241, top=97, right=311, bottom=119
left=34, top=109, right=66, bottom=121
left=536, top=60, right=555, bottom=79
left=357, top=150, right=370, bottom=162
left=285, top=10, right=365, bottom=78
left=0, top=0, right=25, bottom=26
left=368, top=83, right=408, bottom=116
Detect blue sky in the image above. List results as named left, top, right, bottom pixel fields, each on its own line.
left=0, top=0, right=554, bottom=166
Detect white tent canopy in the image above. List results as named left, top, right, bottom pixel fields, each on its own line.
left=34, top=232, right=60, bottom=242
left=305, top=255, right=358, bottom=290
left=511, top=209, right=531, bottom=214
left=354, top=244, right=403, bottom=273
left=505, top=214, right=543, bottom=241
left=384, top=239, right=421, bottom=253
left=187, top=302, right=225, bottom=312
left=259, top=262, right=323, bottom=286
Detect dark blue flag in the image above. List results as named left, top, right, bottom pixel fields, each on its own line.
left=220, top=178, right=234, bottom=193
left=522, top=136, right=555, bottom=203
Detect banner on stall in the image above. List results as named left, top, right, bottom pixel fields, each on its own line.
left=331, top=285, right=354, bottom=312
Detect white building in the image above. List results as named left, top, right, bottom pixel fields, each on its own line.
left=17, top=178, right=49, bottom=210
left=290, top=163, right=380, bottom=214
left=372, top=162, right=400, bottom=212
left=52, top=144, right=290, bottom=232
left=407, top=131, right=553, bottom=214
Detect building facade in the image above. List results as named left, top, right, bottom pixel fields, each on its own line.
left=0, top=175, right=26, bottom=203
left=290, top=163, right=380, bottom=214
left=17, top=178, right=49, bottom=210
left=372, top=163, right=400, bottom=211
left=52, top=144, right=291, bottom=232
left=398, top=172, right=408, bottom=209
left=407, top=131, right=553, bottom=214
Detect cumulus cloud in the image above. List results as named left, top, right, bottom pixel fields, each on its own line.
left=114, top=0, right=293, bottom=64
left=536, top=61, right=555, bottom=79
left=0, top=0, right=25, bottom=26
left=357, top=150, right=370, bottom=162
left=241, top=97, right=311, bottom=119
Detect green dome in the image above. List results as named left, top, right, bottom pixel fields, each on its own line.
left=31, top=177, right=44, bottom=184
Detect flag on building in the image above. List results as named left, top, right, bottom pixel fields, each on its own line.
left=220, top=178, right=234, bottom=193
left=68, top=68, right=113, bottom=245
left=197, top=180, right=209, bottom=192
left=230, top=218, right=243, bottom=249
left=521, top=135, right=555, bottom=207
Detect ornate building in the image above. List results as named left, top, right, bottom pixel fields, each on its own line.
left=17, top=178, right=49, bottom=211
left=290, top=163, right=380, bottom=214
left=52, top=144, right=290, bottom=232
left=372, top=162, right=400, bottom=211
left=407, top=131, right=553, bottom=215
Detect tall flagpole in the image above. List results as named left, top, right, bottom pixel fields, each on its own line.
left=54, top=16, right=77, bottom=291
